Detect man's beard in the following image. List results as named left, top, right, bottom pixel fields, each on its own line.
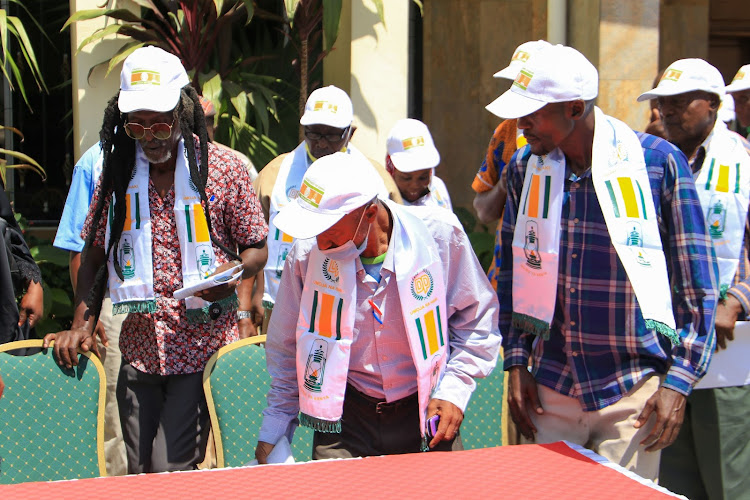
left=144, top=148, right=173, bottom=165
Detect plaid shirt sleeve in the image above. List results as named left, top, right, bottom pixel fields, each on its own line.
left=725, top=135, right=750, bottom=318
left=651, top=136, right=718, bottom=395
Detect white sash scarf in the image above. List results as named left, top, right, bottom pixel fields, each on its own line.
left=264, top=142, right=390, bottom=307
left=694, top=121, right=750, bottom=298
left=106, top=140, right=235, bottom=322
left=295, top=202, right=447, bottom=447
left=512, top=108, right=678, bottom=344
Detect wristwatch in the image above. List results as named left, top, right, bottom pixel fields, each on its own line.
left=237, top=310, right=253, bottom=320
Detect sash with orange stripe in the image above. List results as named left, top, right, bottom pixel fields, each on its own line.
left=694, top=121, right=750, bottom=294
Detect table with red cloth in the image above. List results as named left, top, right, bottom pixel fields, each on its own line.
left=0, top=442, right=684, bottom=499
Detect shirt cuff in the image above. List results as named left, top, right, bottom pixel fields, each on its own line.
left=258, top=413, right=296, bottom=446
left=662, top=364, right=700, bottom=397
left=727, top=284, right=750, bottom=318
left=503, top=346, right=531, bottom=370
left=432, top=372, right=475, bottom=414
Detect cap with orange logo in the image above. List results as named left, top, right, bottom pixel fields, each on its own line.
left=726, top=64, right=750, bottom=94
left=385, top=119, right=440, bottom=173
left=118, top=46, right=190, bottom=113
left=637, top=58, right=725, bottom=102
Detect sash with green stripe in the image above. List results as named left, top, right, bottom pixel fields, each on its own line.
left=604, top=177, right=649, bottom=220
left=308, top=290, right=344, bottom=340
left=415, top=306, right=444, bottom=360
left=521, top=173, right=552, bottom=219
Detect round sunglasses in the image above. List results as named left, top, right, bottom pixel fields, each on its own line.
left=124, top=121, right=174, bottom=140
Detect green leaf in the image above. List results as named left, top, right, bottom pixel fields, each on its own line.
left=105, top=41, right=148, bottom=77
left=30, top=245, right=70, bottom=267
left=285, top=0, right=301, bottom=23
left=76, top=24, right=157, bottom=53
left=412, top=0, right=424, bottom=16
left=322, top=0, right=342, bottom=52
left=241, top=0, right=255, bottom=25
left=63, top=9, right=145, bottom=31
left=372, top=0, right=385, bottom=29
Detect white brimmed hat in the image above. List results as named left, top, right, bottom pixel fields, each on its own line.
left=486, top=45, right=598, bottom=119
left=273, top=152, right=380, bottom=240
left=386, top=119, right=440, bottom=173
left=118, top=46, right=190, bottom=114
left=636, top=59, right=725, bottom=102
left=493, top=40, right=551, bottom=80
left=726, top=64, right=750, bottom=93
left=299, top=86, right=354, bottom=129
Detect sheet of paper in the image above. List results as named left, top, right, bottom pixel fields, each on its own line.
left=695, top=321, right=750, bottom=389
left=173, top=264, right=242, bottom=300
left=244, top=436, right=295, bottom=467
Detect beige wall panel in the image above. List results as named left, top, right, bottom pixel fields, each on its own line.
left=659, top=0, right=709, bottom=67
left=567, top=0, right=600, bottom=67
left=424, top=0, right=547, bottom=214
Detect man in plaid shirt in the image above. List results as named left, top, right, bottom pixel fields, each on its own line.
left=491, top=45, right=718, bottom=481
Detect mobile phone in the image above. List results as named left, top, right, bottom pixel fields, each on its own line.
left=426, top=414, right=440, bottom=439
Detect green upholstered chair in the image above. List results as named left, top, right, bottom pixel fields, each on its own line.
left=0, top=339, right=107, bottom=484
left=202, top=336, right=314, bottom=468
left=461, top=359, right=504, bottom=450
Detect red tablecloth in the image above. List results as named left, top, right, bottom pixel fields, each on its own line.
left=0, top=442, right=680, bottom=499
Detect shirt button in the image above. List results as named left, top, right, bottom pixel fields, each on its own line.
left=570, top=320, right=576, bottom=327
left=571, top=351, right=579, bottom=357
left=382, top=355, right=388, bottom=361
left=570, top=287, right=576, bottom=293
left=573, top=218, right=580, bottom=224
left=571, top=253, right=578, bottom=259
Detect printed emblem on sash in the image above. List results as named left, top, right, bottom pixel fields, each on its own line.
left=286, top=186, right=299, bottom=200
left=625, top=221, right=651, bottom=267
left=303, top=339, right=329, bottom=392
left=276, top=244, right=291, bottom=278
left=196, top=243, right=214, bottom=278
left=707, top=195, right=727, bottom=239
left=524, top=220, right=542, bottom=270
left=410, top=269, right=434, bottom=300
left=119, top=234, right=136, bottom=279
left=322, top=257, right=340, bottom=283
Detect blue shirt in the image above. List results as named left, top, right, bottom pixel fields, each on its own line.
left=500, top=131, right=718, bottom=411
left=53, top=143, right=103, bottom=252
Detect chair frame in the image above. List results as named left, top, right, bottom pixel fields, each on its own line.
left=202, top=335, right=267, bottom=469
left=0, top=339, right=108, bottom=478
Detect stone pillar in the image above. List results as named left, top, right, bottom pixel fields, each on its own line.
left=69, top=0, right=134, bottom=159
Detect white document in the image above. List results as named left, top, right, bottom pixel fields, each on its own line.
left=244, top=436, right=295, bottom=466
left=173, top=264, right=243, bottom=300
left=695, top=321, right=750, bottom=389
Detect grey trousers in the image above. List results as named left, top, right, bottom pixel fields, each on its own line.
left=313, top=384, right=463, bottom=459
left=116, top=361, right=210, bottom=474
left=659, top=385, right=750, bottom=500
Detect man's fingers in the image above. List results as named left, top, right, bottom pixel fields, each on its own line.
left=96, top=321, right=109, bottom=347
left=716, top=329, right=727, bottom=350
left=634, top=397, right=655, bottom=429
left=18, top=308, right=27, bottom=327
left=42, top=333, right=56, bottom=349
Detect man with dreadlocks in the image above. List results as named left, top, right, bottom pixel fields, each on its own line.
left=44, top=46, right=268, bottom=473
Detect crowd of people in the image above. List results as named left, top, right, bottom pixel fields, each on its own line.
left=0, top=39, right=748, bottom=498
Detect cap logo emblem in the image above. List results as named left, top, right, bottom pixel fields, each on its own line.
left=512, top=50, right=530, bottom=63
left=733, top=70, right=746, bottom=83
left=312, top=100, right=338, bottom=114
left=299, top=179, right=324, bottom=208
left=131, top=69, right=161, bottom=86
left=402, top=136, right=425, bottom=150
left=513, top=69, right=533, bottom=91
left=660, top=68, right=682, bottom=83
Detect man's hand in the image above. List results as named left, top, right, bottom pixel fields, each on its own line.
left=93, top=319, right=108, bottom=347
left=42, top=328, right=97, bottom=369
left=18, top=280, right=43, bottom=328
left=507, top=365, right=543, bottom=440
left=426, top=398, right=463, bottom=448
left=255, top=441, right=275, bottom=464
left=0, top=372, right=4, bottom=400
left=715, top=295, right=743, bottom=350
left=238, top=318, right=258, bottom=339
left=195, top=261, right=242, bottom=303
left=634, top=386, right=686, bottom=452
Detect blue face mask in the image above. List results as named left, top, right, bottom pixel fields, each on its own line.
left=319, top=208, right=369, bottom=261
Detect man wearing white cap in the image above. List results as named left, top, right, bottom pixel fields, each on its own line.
left=474, top=40, right=550, bottom=296
left=726, top=63, right=750, bottom=139
left=252, top=86, right=401, bottom=334
left=255, top=153, right=500, bottom=462
left=44, top=46, right=269, bottom=473
left=492, top=44, right=718, bottom=480
left=385, top=118, right=451, bottom=209
left=637, top=58, right=750, bottom=499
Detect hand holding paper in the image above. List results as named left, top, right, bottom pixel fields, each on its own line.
left=173, top=262, right=243, bottom=301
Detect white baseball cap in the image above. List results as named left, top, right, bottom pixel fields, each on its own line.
left=299, top=86, right=354, bottom=129
left=486, top=45, right=598, bottom=119
left=118, top=46, right=190, bottom=114
left=273, top=152, right=381, bottom=240
left=493, top=40, right=552, bottom=80
left=385, top=119, right=440, bottom=173
left=637, top=59, right=725, bottom=102
left=726, top=64, right=750, bottom=93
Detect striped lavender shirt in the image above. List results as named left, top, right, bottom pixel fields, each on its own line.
left=500, top=132, right=719, bottom=411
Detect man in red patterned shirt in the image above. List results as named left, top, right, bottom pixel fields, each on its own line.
left=44, top=47, right=268, bottom=473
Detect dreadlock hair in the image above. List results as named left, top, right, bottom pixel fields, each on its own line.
left=84, top=85, right=242, bottom=322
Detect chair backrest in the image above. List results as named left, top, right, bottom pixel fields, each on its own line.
left=0, top=339, right=107, bottom=484
left=203, top=336, right=313, bottom=468
left=460, top=361, right=504, bottom=450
